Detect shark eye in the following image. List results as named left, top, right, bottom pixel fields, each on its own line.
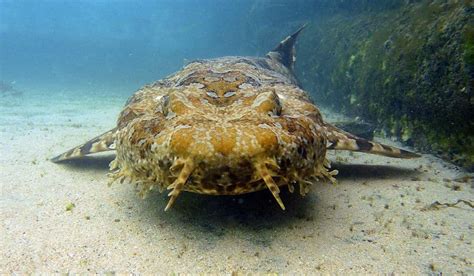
left=223, top=91, right=236, bottom=98
left=206, top=91, right=218, bottom=98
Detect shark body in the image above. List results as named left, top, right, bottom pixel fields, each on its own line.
left=52, top=26, right=418, bottom=210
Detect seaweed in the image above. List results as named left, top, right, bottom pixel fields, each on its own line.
left=297, top=1, right=474, bottom=170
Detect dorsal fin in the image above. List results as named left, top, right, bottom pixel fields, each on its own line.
left=266, top=24, right=307, bottom=71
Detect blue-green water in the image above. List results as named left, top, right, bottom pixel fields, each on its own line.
left=1, top=0, right=282, bottom=92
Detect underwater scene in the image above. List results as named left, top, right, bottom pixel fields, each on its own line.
left=1, top=0, right=473, bottom=273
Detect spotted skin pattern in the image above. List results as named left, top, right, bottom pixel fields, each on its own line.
left=52, top=26, right=419, bottom=210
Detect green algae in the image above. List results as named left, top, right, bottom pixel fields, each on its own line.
left=464, top=26, right=474, bottom=66
left=297, top=1, right=474, bottom=170
left=65, top=202, right=75, bottom=212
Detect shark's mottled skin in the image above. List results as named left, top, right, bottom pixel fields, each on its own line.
left=52, top=26, right=418, bottom=210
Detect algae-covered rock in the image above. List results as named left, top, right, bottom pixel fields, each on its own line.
left=297, top=1, right=474, bottom=170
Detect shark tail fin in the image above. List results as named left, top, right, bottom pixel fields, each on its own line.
left=50, top=128, right=117, bottom=162
left=266, top=23, right=307, bottom=71
left=324, top=123, right=419, bottom=159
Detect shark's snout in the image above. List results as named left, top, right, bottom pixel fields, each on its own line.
left=169, top=123, right=279, bottom=162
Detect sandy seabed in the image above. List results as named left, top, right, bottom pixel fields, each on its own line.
left=0, top=87, right=472, bottom=274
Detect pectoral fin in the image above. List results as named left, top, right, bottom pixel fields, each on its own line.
left=324, top=124, right=419, bottom=159
left=50, top=129, right=117, bottom=162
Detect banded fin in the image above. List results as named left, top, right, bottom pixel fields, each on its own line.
left=324, top=124, right=419, bottom=159
left=267, top=23, right=307, bottom=71
left=50, top=129, right=117, bottom=163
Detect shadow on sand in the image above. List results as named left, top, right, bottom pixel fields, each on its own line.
left=51, top=154, right=115, bottom=172
left=131, top=163, right=418, bottom=242
left=135, top=188, right=318, bottom=244
left=55, top=155, right=419, bottom=240
left=333, top=162, right=418, bottom=180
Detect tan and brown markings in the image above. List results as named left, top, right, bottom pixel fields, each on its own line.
left=52, top=26, right=419, bottom=211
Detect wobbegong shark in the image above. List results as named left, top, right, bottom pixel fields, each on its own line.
left=52, top=25, right=419, bottom=211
